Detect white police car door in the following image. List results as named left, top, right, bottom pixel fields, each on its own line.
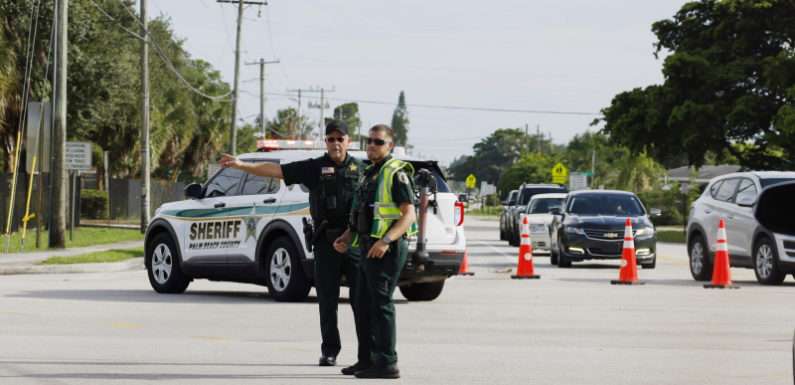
left=178, top=167, right=255, bottom=265
left=234, top=171, right=284, bottom=263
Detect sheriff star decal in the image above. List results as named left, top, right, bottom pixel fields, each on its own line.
left=245, top=215, right=259, bottom=242
left=397, top=171, right=410, bottom=185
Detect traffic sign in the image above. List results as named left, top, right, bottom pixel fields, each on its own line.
left=465, top=174, right=477, bottom=189
left=65, top=142, right=92, bottom=171
left=569, top=172, right=588, bottom=191
left=551, top=162, right=568, bottom=184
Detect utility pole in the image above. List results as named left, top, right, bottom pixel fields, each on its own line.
left=140, top=0, right=151, bottom=233
left=218, top=0, right=268, bottom=154
left=50, top=0, right=68, bottom=248
left=245, top=58, right=279, bottom=138
left=308, top=87, right=335, bottom=140
left=287, top=87, right=322, bottom=139
left=537, top=124, right=541, bottom=153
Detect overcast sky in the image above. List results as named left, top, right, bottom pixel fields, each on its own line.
left=146, top=0, right=686, bottom=165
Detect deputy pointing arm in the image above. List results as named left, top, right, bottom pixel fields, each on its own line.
left=219, top=153, right=283, bottom=179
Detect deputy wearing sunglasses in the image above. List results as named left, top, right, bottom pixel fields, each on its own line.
left=219, top=120, right=368, bottom=368
left=333, top=124, right=417, bottom=379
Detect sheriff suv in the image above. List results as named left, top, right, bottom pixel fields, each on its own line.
left=144, top=149, right=467, bottom=302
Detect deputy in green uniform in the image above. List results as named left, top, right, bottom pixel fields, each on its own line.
left=334, top=124, right=417, bottom=379
left=219, top=121, right=367, bottom=367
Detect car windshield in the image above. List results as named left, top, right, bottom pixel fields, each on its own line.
left=519, top=187, right=566, bottom=205
left=567, top=194, right=645, bottom=216
left=760, top=178, right=795, bottom=188
left=528, top=198, right=565, bottom=214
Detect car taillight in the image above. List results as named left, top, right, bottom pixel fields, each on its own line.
left=454, top=201, right=465, bottom=226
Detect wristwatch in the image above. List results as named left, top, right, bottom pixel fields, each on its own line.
left=381, top=234, right=393, bottom=244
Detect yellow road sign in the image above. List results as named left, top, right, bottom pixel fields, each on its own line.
left=551, top=163, right=569, bottom=184
left=465, top=174, right=477, bottom=189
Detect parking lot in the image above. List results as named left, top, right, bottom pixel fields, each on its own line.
left=0, top=216, right=793, bottom=384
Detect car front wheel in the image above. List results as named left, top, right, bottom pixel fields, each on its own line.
left=753, top=236, right=785, bottom=285
left=146, top=232, right=190, bottom=294
left=557, top=234, right=571, bottom=268
left=264, top=236, right=311, bottom=302
left=399, top=281, right=445, bottom=301
left=688, top=234, right=712, bottom=281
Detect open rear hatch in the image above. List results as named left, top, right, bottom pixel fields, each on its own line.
left=754, top=181, right=795, bottom=236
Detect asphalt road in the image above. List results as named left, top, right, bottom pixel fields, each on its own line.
left=0, top=217, right=793, bottom=384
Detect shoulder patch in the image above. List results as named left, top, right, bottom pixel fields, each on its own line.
left=397, top=171, right=410, bottom=185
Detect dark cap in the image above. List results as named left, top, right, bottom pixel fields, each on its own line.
left=325, top=120, right=349, bottom=136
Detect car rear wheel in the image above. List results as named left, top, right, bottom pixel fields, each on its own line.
left=264, top=236, right=311, bottom=302
left=688, top=234, right=712, bottom=281
left=146, top=232, right=190, bottom=294
left=753, top=237, right=785, bottom=285
left=550, top=249, right=558, bottom=265
left=399, top=281, right=445, bottom=301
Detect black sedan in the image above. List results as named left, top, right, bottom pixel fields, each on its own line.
left=550, top=190, right=658, bottom=268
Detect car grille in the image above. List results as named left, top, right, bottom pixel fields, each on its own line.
left=587, top=245, right=622, bottom=257
left=583, top=228, right=634, bottom=241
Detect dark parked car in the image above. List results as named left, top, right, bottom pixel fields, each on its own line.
left=550, top=190, right=659, bottom=268
left=499, top=190, right=519, bottom=241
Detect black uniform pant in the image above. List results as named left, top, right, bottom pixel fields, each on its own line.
left=313, top=233, right=369, bottom=363
left=356, top=237, right=408, bottom=366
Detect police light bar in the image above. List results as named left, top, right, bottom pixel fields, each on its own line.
left=257, top=139, right=317, bottom=151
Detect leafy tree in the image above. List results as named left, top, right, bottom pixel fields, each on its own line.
left=497, top=152, right=556, bottom=195
left=390, top=91, right=409, bottom=146
left=598, top=0, right=795, bottom=170
left=266, top=107, right=312, bottom=139
left=332, top=102, right=361, bottom=139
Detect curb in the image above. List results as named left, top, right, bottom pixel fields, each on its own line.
left=0, top=257, right=144, bottom=276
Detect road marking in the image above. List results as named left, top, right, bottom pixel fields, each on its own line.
left=111, top=322, right=142, bottom=330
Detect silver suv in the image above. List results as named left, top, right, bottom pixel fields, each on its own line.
left=686, top=171, right=795, bottom=284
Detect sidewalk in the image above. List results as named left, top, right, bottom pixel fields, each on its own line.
left=0, top=240, right=145, bottom=275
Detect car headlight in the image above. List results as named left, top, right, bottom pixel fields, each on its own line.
left=530, top=224, right=547, bottom=233
left=564, top=226, right=585, bottom=235
left=635, top=227, right=655, bottom=238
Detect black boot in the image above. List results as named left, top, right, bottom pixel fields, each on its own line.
left=354, top=363, right=400, bottom=379
left=341, top=361, right=371, bottom=375
left=318, top=355, right=337, bottom=366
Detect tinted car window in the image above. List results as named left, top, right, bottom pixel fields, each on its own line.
left=528, top=198, right=565, bottom=214
left=734, top=178, right=757, bottom=204
left=567, top=194, right=645, bottom=216
left=709, top=180, right=723, bottom=199
left=205, top=167, right=245, bottom=197
left=241, top=174, right=279, bottom=195
left=714, top=178, right=739, bottom=202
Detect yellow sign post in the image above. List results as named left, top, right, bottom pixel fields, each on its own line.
left=551, top=163, right=569, bottom=185
left=465, top=174, right=477, bottom=190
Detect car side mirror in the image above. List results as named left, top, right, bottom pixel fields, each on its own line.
left=184, top=183, right=204, bottom=199
left=650, top=208, right=662, bottom=217
left=550, top=208, right=561, bottom=216
left=736, top=195, right=755, bottom=207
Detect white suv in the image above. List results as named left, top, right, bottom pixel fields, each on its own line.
left=686, top=171, right=795, bottom=284
left=144, top=150, right=467, bottom=301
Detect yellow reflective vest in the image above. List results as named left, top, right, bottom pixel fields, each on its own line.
left=369, top=158, right=419, bottom=239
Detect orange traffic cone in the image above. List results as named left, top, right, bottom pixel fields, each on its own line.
left=458, top=250, right=475, bottom=276
left=611, top=218, right=644, bottom=285
left=511, top=215, right=540, bottom=279
left=704, top=219, right=739, bottom=289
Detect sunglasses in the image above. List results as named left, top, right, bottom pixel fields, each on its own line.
left=325, top=137, right=345, bottom=143
left=367, top=138, right=390, bottom=146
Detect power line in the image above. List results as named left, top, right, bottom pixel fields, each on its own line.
left=254, top=91, right=599, bottom=117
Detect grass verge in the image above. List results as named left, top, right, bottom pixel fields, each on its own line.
left=1, top=227, right=143, bottom=254
left=657, top=230, right=685, bottom=243
left=38, top=247, right=144, bottom=265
